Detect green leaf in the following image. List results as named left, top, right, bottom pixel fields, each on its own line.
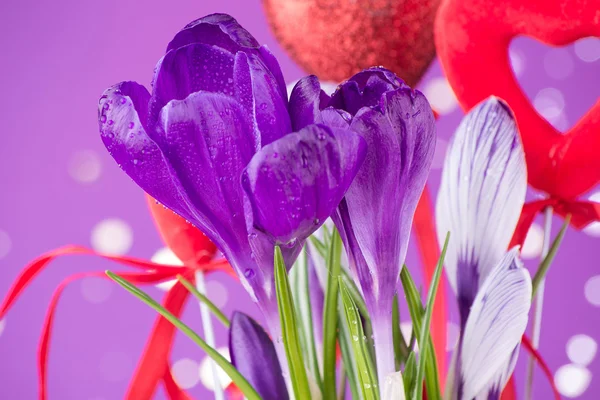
left=399, top=234, right=449, bottom=400
left=339, top=277, right=379, bottom=400
left=176, top=275, right=230, bottom=328
left=400, top=266, right=441, bottom=400
left=309, top=235, right=328, bottom=259
left=403, top=352, right=417, bottom=399
left=274, top=246, right=311, bottom=400
left=412, top=232, right=449, bottom=400
left=322, top=229, right=343, bottom=399
left=290, top=249, right=323, bottom=392
left=392, top=294, right=409, bottom=369
left=105, top=271, right=261, bottom=400
left=532, top=214, right=570, bottom=297
left=338, top=315, right=360, bottom=400
left=340, top=268, right=370, bottom=321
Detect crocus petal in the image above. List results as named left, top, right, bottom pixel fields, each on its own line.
left=233, top=51, right=291, bottom=147
left=257, top=45, right=288, bottom=103
left=98, top=82, right=197, bottom=224
left=335, top=88, right=435, bottom=311
left=229, top=312, right=289, bottom=400
left=458, top=248, right=531, bottom=400
left=435, top=97, right=527, bottom=323
left=155, top=91, right=255, bottom=249
left=474, top=347, right=520, bottom=400
left=382, top=371, right=406, bottom=400
left=289, top=75, right=327, bottom=130
left=167, top=13, right=260, bottom=53
left=149, top=43, right=235, bottom=125
left=329, top=67, right=408, bottom=115
left=242, top=124, right=366, bottom=245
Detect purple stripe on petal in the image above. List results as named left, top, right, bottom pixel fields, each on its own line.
left=457, top=248, right=531, bottom=400
left=229, top=312, right=289, bottom=400
left=242, top=124, right=366, bottom=246
left=98, top=81, right=196, bottom=224
left=435, top=97, right=527, bottom=324
left=167, top=13, right=260, bottom=53
left=473, top=346, right=520, bottom=400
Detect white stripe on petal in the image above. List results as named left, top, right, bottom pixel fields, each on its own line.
left=436, top=97, right=527, bottom=305
left=459, top=248, right=532, bottom=400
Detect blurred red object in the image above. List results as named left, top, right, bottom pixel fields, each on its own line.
left=262, top=0, right=440, bottom=87
left=436, top=0, right=600, bottom=212
left=0, top=195, right=233, bottom=400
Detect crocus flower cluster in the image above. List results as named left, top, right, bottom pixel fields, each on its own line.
left=98, top=14, right=366, bottom=343
left=96, top=12, right=546, bottom=400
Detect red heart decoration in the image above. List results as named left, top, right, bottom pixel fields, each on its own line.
left=263, top=0, right=441, bottom=86
left=435, top=0, right=600, bottom=200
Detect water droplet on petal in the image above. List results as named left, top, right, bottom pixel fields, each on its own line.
left=100, top=115, right=107, bottom=123
left=244, top=269, right=255, bottom=279
left=128, top=122, right=135, bottom=129
left=353, top=335, right=359, bottom=341
left=103, top=103, right=110, bottom=110
left=313, top=218, right=320, bottom=225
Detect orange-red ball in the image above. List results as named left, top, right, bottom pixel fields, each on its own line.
left=263, top=0, right=440, bottom=86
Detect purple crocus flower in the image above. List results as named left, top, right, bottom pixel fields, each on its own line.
left=289, top=67, right=436, bottom=383
left=98, top=12, right=365, bottom=343
left=229, top=312, right=289, bottom=400
left=436, top=98, right=532, bottom=399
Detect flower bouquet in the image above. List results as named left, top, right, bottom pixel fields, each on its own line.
left=96, top=14, right=566, bottom=400
left=1, top=10, right=583, bottom=400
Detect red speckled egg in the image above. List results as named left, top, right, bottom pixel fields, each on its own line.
left=263, top=0, right=440, bottom=86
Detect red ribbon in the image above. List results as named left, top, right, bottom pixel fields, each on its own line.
left=512, top=198, right=600, bottom=247
left=0, top=245, right=232, bottom=400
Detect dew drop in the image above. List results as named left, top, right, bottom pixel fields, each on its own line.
left=353, top=335, right=359, bottom=341
left=244, top=269, right=255, bottom=278
left=100, top=115, right=107, bottom=123
left=272, top=152, right=279, bottom=158
left=133, top=159, right=138, bottom=165
left=103, top=103, right=110, bottom=110
left=313, top=218, right=320, bottom=225
left=120, top=97, right=127, bottom=104
left=107, top=120, right=114, bottom=125
left=128, top=122, right=135, bottom=129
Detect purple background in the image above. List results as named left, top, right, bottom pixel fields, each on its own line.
left=0, top=1, right=598, bottom=399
